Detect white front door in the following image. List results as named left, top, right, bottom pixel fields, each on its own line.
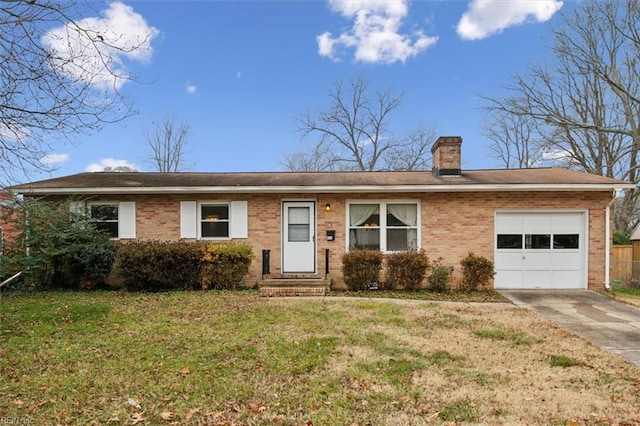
left=282, top=201, right=316, bottom=273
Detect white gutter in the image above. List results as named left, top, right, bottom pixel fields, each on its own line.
left=604, top=190, right=621, bottom=291
left=13, top=183, right=637, bottom=196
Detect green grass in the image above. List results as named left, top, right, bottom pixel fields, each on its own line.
left=439, top=399, right=480, bottom=423
left=610, top=281, right=640, bottom=297
left=473, top=328, right=540, bottom=346
left=549, top=354, right=585, bottom=368
left=1, top=291, right=639, bottom=425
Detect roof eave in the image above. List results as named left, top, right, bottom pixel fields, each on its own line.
left=13, top=183, right=635, bottom=195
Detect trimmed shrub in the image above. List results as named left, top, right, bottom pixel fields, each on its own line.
left=460, top=251, right=495, bottom=291
left=386, top=250, right=429, bottom=291
left=427, top=259, right=452, bottom=293
left=115, top=240, right=203, bottom=291
left=342, top=250, right=383, bottom=291
left=201, top=242, right=253, bottom=290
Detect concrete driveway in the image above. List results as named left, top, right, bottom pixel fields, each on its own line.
left=500, top=290, right=640, bottom=367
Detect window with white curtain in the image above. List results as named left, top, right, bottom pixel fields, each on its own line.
left=348, top=201, right=419, bottom=252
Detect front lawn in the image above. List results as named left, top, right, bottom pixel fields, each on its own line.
left=2, top=291, right=639, bottom=425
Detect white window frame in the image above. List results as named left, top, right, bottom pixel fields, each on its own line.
left=87, top=201, right=119, bottom=239
left=180, top=200, right=248, bottom=240
left=346, top=200, right=421, bottom=253
left=83, top=201, right=136, bottom=240
left=198, top=201, right=231, bottom=240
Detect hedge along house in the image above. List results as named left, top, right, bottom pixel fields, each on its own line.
left=10, top=137, right=634, bottom=294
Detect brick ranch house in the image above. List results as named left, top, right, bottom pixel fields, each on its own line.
left=10, top=137, right=634, bottom=292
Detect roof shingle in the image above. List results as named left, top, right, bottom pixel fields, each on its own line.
left=10, top=168, right=633, bottom=195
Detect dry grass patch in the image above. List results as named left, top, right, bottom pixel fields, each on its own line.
left=1, top=292, right=639, bottom=425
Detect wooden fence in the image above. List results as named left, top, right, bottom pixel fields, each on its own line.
left=611, top=244, right=634, bottom=281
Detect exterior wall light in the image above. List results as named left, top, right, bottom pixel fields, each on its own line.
left=325, top=203, right=331, bottom=212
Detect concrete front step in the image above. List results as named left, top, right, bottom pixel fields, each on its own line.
left=258, top=278, right=330, bottom=297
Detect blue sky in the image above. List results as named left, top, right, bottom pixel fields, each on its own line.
left=34, top=0, right=568, bottom=180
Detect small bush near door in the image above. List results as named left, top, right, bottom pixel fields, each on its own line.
left=427, top=259, right=453, bottom=292
left=201, top=242, right=253, bottom=290
left=460, top=252, right=495, bottom=291
left=342, top=250, right=383, bottom=291
left=386, top=250, right=429, bottom=291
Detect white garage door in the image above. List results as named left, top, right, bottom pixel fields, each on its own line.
left=494, top=212, right=586, bottom=289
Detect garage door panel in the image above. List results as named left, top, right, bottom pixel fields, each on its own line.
left=522, top=270, right=551, bottom=288
left=524, top=251, right=552, bottom=269
left=523, top=215, right=551, bottom=233
left=552, top=214, right=582, bottom=233
left=551, top=252, right=581, bottom=269
left=496, top=215, right=523, bottom=233
left=552, top=270, right=582, bottom=288
left=495, top=270, right=522, bottom=288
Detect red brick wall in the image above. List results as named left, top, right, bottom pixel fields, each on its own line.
left=0, top=192, right=19, bottom=247
left=83, top=190, right=613, bottom=290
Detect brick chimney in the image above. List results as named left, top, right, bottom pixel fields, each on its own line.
left=431, top=136, right=462, bottom=177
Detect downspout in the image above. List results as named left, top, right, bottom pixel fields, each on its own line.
left=604, top=190, right=619, bottom=291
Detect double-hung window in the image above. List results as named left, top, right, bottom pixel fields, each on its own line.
left=78, top=201, right=136, bottom=239
left=89, top=203, right=119, bottom=238
left=348, top=201, right=419, bottom=252
left=200, top=203, right=230, bottom=239
left=180, top=200, right=248, bottom=240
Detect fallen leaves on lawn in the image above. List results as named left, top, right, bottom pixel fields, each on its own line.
left=159, top=411, right=174, bottom=421
left=248, top=401, right=267, bottom=414
left=185, top=407, right=200, bottom=421
left=130, top=412, right=145, bottom=425
left=226, top=402, right=240, bottom=413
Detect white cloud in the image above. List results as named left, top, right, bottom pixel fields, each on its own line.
left=457, top=0, right=563, bottom=41
left=318, top=0, right=438, bottom=64
left=542, top=148, right=571, bottom=162
left=41, top=1, right=159, bottom=90
left=185, top=84, right=197, bottom=95
left=86, top=158, right=139, bottom=172
left=41, top=153, right=69, bottom=165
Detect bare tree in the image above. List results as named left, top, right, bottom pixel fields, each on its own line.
left=481, top=0, right=640, bottom=232
left=286, top=75, right=435, bottom=171
left=144, top=116, right=191, bottom=172
left=482, top=107, right=546, bottom=168
left=283, top=144, right=340, bottom=172
left=0, top=1, right=156, bottom=183
left=384, top=126, right=437, bottom=171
